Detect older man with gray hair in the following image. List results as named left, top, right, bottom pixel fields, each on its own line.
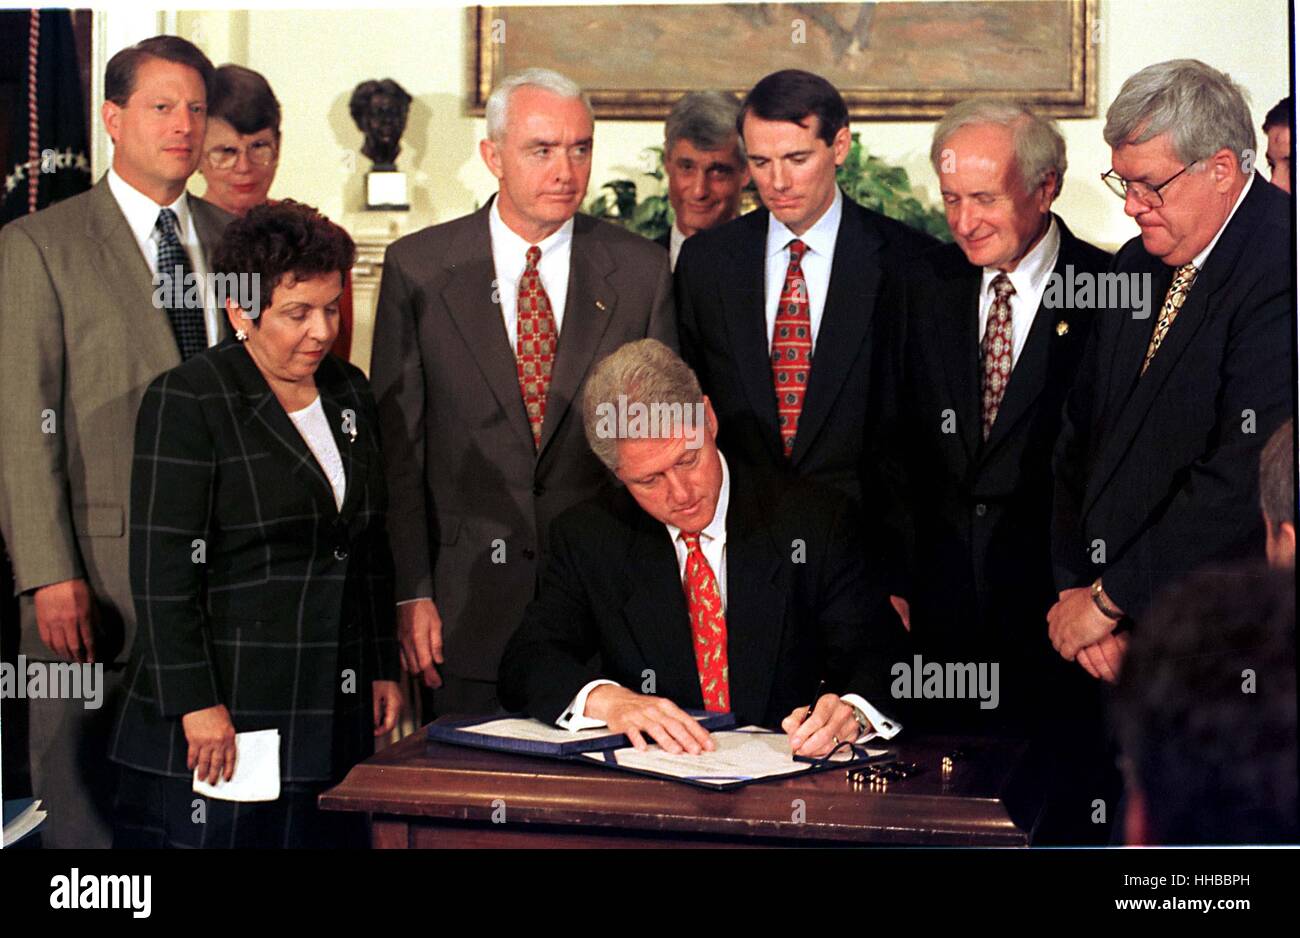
left=878, top=98, right=1114, bottom=842
left=371, top=68, right=676, bottom=718
left=658, top=91, right=750, bottom=269
left=500, top=339, right=907, bottom=755
left=1050, top=60, right=1292, bottom=682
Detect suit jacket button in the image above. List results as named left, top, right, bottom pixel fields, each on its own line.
left=334, top=546, right=349, bottom=560
left=974, top=503, right=988, bottom=517
left=522, top=548, right=536, bottom=560
left=533, top=484, right=545, bottom=497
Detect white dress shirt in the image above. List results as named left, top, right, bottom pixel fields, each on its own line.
left=763, top=187, right=843, bottom=353
left=287, top=396, right=346, bottom=511
left=1191, top=172, right=1254, bottom=270
left=976, top=215, right=1061, bottom=368
left=106, top=167, right=221, bottom=347
left=669, top=223, right=688, bottom=271
left=557, top=453, right=901, bottom=743
left=489, top=195, right=574, bottom=347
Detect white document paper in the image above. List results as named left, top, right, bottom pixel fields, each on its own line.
left=467, top=717, right=624, bottom=744
left=580, top=726, right=889, bottom=783
left=192, top=729, right=281, bottom=803
left=2, top=799, right=47, bottom=848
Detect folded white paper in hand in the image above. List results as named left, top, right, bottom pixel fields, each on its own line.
left=192, top=729, right=281, bottom=802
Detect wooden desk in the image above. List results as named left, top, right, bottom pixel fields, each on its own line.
left=321, top=723, right=1046, bottom=848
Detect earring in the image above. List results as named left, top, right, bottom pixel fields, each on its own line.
left=235, top=328, right=248, bottom=341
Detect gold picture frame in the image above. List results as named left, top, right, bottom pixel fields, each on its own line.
left=469, top=1, right=1097, bottom=121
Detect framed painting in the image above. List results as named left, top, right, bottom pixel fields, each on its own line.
left=469, top=0, right=1097, bottom=120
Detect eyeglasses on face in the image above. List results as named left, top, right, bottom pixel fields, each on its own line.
left=206, top=139, right=278, bottom=170
left=1100, top=161, right=1198, bottom=207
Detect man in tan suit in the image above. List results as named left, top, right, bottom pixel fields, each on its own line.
left=370, top=68, right=676, bottom=717
left=0, top=35, right=231, bottom=847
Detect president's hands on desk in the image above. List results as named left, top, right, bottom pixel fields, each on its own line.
left=781, top=694, right=864, bottom=757
left=587, top=684, right=864, bottom=757
left=587, top=685, right=716, bottom=754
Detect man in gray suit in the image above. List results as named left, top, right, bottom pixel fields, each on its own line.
left=0, top=35, right=231, bottom=847
left=370, top=68, right=676, bottom=717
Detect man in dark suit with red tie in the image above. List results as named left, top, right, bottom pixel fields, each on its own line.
left=370, top=69, right=675, bottom=717
left=880, top=100, right=1115, bottom=841
left=675, top=70, right=934, bottom=594
left=500, top=339, right=907, bottom=756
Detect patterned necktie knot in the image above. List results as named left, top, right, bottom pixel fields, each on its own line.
left=155, top=207, right=179, bottom=239
left=786, top=238, right=807, bottom=269
left=681, top=532, right=701, bottom=552
left=991, top=272, right=1015, bottom=300
left=525, top=244, right=541, bottom=271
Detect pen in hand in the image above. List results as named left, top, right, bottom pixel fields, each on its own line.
left=801, top=679, right=827, bottom=726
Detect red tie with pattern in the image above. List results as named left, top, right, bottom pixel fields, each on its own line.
left=516, top=244, right=558, bottom=449
left=771, top=238, right=812, bottom=456
left=980, top=273, right=1015, bottom=441
left=680, top=532, right=730, bottom=712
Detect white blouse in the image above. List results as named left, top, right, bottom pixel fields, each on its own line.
left=287, top=396, right=346, bottom=510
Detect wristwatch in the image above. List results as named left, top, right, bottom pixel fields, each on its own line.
left=1090, top=578, right=1124, bottom=621
left=852, top=705, right=870, bottom=739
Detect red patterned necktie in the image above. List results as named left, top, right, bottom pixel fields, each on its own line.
left=771, top=238, right=812, bottom=456
left=980, top=273, right=1015, bottom=441
left=680, top=532, right=729, bottom=712
left=516, top=244, right=558, bottom=448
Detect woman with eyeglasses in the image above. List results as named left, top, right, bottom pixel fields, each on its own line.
left=199, top=64, right=355, bottom=358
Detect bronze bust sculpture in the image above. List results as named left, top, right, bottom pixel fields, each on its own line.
left=349, top=79, right=412, bottom=169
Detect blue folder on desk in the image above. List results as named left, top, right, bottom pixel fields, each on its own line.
left=427, top=711, right=737, bottom=757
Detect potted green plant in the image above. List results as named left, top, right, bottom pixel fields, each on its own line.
left=584, top=135, right=949, bottom=242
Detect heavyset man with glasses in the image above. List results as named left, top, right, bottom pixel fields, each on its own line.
left=1049, top=59, right=1292, bottom=680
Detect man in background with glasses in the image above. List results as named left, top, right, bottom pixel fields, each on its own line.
left=1050, top=59, right=1292, bottom=686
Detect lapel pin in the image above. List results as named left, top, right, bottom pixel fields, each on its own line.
left=595, top=299, right=607, bottom=311
left=1055, top=320, right=1069, bottom=336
